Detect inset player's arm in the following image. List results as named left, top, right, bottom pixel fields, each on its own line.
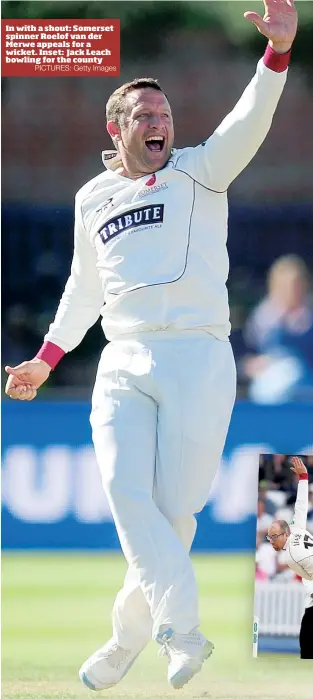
left=40, top=194, right=104, bottom=361
left=177, top=0, right=297, bottom=192
left=290, top=457, right=309, bottom=531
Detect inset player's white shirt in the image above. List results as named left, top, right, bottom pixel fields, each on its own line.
left=44, top=58, right=288, bottom=350
left=302, top=578, right=313, bottom=609
left=284, top=478, right=313, bottom=581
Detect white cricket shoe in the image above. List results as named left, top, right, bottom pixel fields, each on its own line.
left=156, top=627, right=214, bottom=689
left=79, top=638, right=143, bottom=691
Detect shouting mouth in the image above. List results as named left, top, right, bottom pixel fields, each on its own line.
left=145, top=135, right=165, bottom=153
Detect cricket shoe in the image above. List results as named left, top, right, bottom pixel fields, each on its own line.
left=156, top=627, right=214, bottom=689
left=79, top=638, right=143, bottom=691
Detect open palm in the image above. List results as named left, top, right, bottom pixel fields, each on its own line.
left=290, top=456, right=307, bottom=476
left=244, top=0, right=298, bottom=49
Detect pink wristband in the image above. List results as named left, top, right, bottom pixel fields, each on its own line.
left=35, top=341, right=65, bottom=370
left=263, top=43, right=292, bottom=73
left=299, top=473, right=309, bottom=481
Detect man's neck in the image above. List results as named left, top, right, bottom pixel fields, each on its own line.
left=121, top=169, right=146, bottom=180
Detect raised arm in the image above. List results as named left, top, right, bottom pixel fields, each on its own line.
left=177, top=0, right=298, bottom=192
left=290, top=457, right=309, bottom=531
left=5, top=191, right=104, bottom=400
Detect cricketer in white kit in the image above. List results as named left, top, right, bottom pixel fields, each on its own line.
left=267, top=457, right=313, bottom=581
left=300, top=579, right=313, bottom=659
left=5, top=0, right=298, bottom=690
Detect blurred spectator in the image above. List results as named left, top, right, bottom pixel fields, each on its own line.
left=242, top=255, right=313, bottom=403
left=258, top=483, right=277, bottom=516
left=256, top=534, right=277, bottom=580
left=257, top=498, right=273, bottom=537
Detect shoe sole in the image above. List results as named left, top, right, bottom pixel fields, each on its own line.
left=80, top=671, right=98, bottom=691
left=169, top=641, right=214, bottom=690
left=79, top=651, right=141, bottom=691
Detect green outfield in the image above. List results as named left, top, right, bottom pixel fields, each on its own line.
left=2, top=553, right=312, bottom=699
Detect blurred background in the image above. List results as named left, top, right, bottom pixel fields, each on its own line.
left=2, top=2, right=313, bottom=695
left=2, top=0, right=313, bottom=401
left=255, top=453, right=313, bottom=655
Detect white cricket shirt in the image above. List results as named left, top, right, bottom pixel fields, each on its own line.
left=302, top=578, right=313, bottom=609
left=284, top=478, right=313, bottom=581
left=44, top=59, right=288, bottom=350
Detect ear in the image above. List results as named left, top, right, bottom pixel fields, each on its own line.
left=107, top=120, right=121, bottom=143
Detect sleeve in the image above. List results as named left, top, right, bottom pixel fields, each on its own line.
left=300, top=556, right=313, bottom=581
left=40, top=192, right=104, bottom=356
left=290, top=476, right=309, bottom=531
left=302, top=578, right=313, bottom=593
left=175, top=47, right=290, bottom=192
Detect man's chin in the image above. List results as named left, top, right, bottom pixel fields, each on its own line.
left=144, top=149, right=170, bottom=171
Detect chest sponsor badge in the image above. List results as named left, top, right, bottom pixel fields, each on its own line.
left=98, top=204, right=164, bottom=245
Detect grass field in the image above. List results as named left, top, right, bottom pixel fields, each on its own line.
left=2, top=553, right=312, bottom=699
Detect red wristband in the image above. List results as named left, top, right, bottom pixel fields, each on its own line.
left=299, top=473, right=309, bottom=481
left=263, top=43, right=292, bottom=73
left=35, top=341, right=65, bottom=370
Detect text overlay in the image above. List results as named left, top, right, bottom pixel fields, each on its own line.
left=2, top=19, right=120, bottom=77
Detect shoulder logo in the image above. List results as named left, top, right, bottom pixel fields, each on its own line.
left=140, top=174, right=168, bottom=198
left=145, top=173, right=156, bottom=186
left=96, top=197, right=113, bottom=213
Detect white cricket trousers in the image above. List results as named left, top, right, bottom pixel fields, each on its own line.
left=90, top=330, right=236, bottom=648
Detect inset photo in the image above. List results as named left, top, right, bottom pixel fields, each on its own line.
left=254, top=454, right=313, bottom=658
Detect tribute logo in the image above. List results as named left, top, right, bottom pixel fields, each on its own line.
left=98, top=204, right=164, bottom=245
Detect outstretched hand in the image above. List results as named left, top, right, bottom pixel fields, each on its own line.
left=290, top=456, right=308, bottom=477
left=5, top=359, right=51, bottom=401
left=244, top=0, right=298, bottom=53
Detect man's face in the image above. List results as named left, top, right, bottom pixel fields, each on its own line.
left=108, top=87, right=174, bottom=177
left=267, top=523, right=288, bottom=551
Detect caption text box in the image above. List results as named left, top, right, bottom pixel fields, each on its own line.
left=2, top=19, right=120, bottom=77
